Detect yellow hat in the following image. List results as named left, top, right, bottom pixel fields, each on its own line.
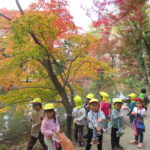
left=113, top=98, right=122, bottom=104
left=86, top=93, right=94, bottom=99
left=99, top=92, right=109, bottom=97
left=31, top=98, right=42, bottom=104
left=128, top=93, right=136, bottom=101
left=74, top=95, right=82, bottom=109
left=128, top=93, right=136, bottom=99
left=99, top=92, right=109, bottom=101
left=74, top=95, right=82, bottom=102
left=89, top=98, right=99, bottom=104
left=44, top=103, right=55, bottom=110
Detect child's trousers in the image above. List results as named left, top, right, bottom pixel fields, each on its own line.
left=44, top=138, right=55, bottom=150
left=85, top=128, right=103, bottom=150
left=27, top=132, right=47, bottom=150
left=111, top=127, right=120, bottom=149
left=74, top=123, right=84, bottom=145
left=135, top=128, right=144, bottom=143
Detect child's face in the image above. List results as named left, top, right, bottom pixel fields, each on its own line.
left=136, top=101, right=143, bottom=108
left=91, top=102, right=99, bottom=112
left=46, top=110, right=54, bottom=119
left=86, top=98, right=90, bottom=103
left=33, top=104, right=41, bottom=111
left=114, top=102, right=122, bottom=110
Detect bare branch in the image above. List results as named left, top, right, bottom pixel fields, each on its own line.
left=63, top=55, right=78, bottom=87
left=15, top=0, right=24, bottom=15
left=0, top=13, right=11, bottom=21
left=9, top=86, right=56, bottom=91
left=0, top=99, right=32, bottom=109
left=0, top=99, right=62, bottom=109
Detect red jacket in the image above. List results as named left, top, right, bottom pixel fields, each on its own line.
left=100, top=101, right=110, bottom=117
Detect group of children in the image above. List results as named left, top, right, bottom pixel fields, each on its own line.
left=72, top=88, right=149, bottom=150
left=26, top=88, right=149, bottom=150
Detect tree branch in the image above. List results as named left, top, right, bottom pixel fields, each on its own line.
left=15, top=0, right=44, bottom=47
left=0, top=99, right=62, bottom=109
left=0, top=99, right=32, bottom=109
left=9, top=86, right=56, bottom=91
left=15, top=0, right=24, bottom=15
left=0, top=13, right=11, bottom=21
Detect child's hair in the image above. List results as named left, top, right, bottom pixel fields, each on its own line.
left=44, top=109, right=56, bottom=123
left=141, top=88, right=146, bottom=93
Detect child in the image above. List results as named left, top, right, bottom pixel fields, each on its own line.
left=83, top=93, right=95, bottom=138
left=111, top=98, right=124, bottom=150
left=84, top=93, right=95, bottom=116
left=99, top=92, right=110, bottom=131
left=72, top=95, right=85, bottom=146
left=139, top=88, right=149, bottom=111
left=27, top=98, right=47, bottom=150
left=130, top=98, right=146, bottom=148
left=85, top=98, right=105, bottom=150
left=128, top=93, right=136, bottom=123
left=41, top=103, right=61, bottom=150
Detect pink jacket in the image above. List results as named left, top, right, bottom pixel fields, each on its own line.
left=100, top=101, right=110, bottom=117
left=41, top=117, right=60, bottom=139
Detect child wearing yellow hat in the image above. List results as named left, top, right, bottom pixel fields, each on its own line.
left=27, top=98, right=47, bottom=150
left=99, top=92, right=111, bottom=131
left=41, top=103, right=61, bottom=150
left=72, top=95, right=85, bottom=147
left=128, top=93, right=136, bottom=123
left=111, top=98, right=124, bottom=150
left=85, top=98, right=105, bottom=150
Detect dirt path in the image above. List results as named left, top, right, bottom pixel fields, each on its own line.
left=75, top=106, right=150, bottom=150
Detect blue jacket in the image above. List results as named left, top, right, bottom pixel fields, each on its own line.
left=111, top=109, right=124, bottom=129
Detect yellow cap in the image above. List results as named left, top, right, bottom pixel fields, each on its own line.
left=89, top=98, right=99, bottom=104
left=31, top=98, right=42, bottom=104
left=74, top=95, right=82, bottom=109
left=128, top=93, right=136, bottom=99
left=44, top=103, right=55, bottom=110
left=99, top=92, right=109, bottom=101
left=86, top=93, right=94, bottom=99
left=99, top=92, right=109, bottom=97
left=74, top=95, right=82, bottom=102
left=113, top=98, right=122, bottom=104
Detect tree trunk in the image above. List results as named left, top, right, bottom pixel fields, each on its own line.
left=43, top=59, right=73, bottom=138
left=144, top=40, right=150, bottom=76
left=136, top=44, right=150, bottom=89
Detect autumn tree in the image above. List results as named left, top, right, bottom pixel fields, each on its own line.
left=0, top=0, right=111, bottom=137
left=88, top=0, right=150, bottom=91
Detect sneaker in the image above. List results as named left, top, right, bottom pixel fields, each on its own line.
left=79, top=143, right=85, bottom=147
left=130, top=140, right=138, bottom=144
left=137, top=143, right=143, bottom=148
left=117, top=145, right=124, bottom=150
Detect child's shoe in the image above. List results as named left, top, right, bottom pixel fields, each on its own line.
left=117, top=144, right=124, bottom=150
left=130, top=140, right=138, bottom=144
left=79, top=143, right=85, bottom=147
left=137, top=143, right=143, bottom=148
